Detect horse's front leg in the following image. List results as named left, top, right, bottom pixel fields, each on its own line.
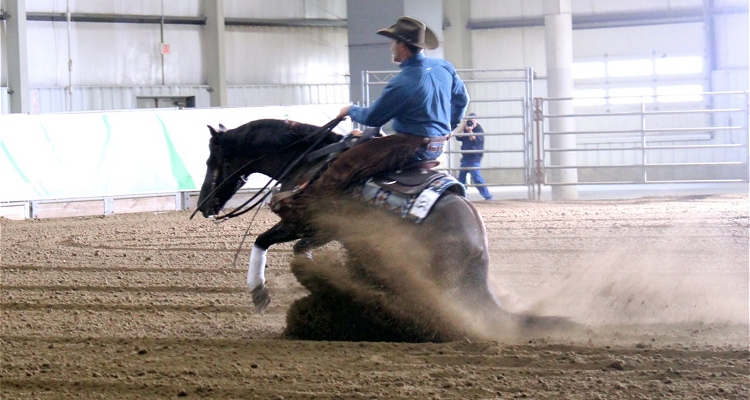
left=292, top=235, right=333, bottom=259
left=250, top=221, right=301, bottom=312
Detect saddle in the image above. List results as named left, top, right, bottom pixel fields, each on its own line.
left=269, top=132, right=465, bottom=222
left=370, top=160, right=442, bottom=196
left=269, top=160, right=445, bottom=209
left=355, top=162, right=465, bottom=222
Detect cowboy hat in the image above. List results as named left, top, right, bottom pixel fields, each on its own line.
left=376, top=16, right=439, bottom=50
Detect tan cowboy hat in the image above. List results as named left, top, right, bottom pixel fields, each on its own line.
left=376, top=16, right=439, bottom=50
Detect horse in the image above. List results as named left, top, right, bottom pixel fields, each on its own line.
left=195, top=118, right=571, bottom=341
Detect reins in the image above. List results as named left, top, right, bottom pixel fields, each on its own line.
left=190, top=117, right=344, bottom=221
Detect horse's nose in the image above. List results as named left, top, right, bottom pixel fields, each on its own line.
left=202, top=199, right=221, bottom=218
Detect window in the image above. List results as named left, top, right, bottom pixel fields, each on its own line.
left=573, top=54, right=705, bottom=108
left=573, top=89, right=607, bottom=106
left=656, top=84, right=703, bottom=102
left=607, top=59, right=653, bottom=77
left=655, top=56, right=703, bottom=75
left=608, top=87, right=655, bottom=104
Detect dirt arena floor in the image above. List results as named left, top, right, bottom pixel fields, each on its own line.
left=1, top=194, right=748, bottom=399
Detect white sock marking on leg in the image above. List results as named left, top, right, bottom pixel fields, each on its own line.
left=247, top=245, right=267, bottom=290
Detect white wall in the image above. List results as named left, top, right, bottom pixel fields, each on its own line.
left=3, top=0, right=747, bottom=115
left=224, top=26, right=348, bottom=85
left=571, top=0, right=702, bottom=13
left=224, top=0, right=346, bottom=19
left=1, top=0, right=7, bottom=87
left=470, top=0, right=704, bottom=19
left=19, top=0, right=348, bottom=88
left=25, top=0, right=203, bottom=16
left=26, top=21, right=202, bottom=86
left=715, top=13, right=749, bottom=70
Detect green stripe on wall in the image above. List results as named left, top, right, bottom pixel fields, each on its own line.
left=1, top=141, right=47, bottom=197
left=97, top=115, right=112, bottom=170
left=156, top=115, right=196, bottom=190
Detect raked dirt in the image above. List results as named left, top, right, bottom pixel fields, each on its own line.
left=1, top=194, right=748, bottom=399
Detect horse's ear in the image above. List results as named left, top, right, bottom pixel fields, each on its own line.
left=218, top=123, right=227, bottom=132
left=208, top=125, right=220, bottom=138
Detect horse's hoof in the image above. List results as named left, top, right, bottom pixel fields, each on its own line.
left=251, top=284, right=271, bottom=313
left=292, top=251, right=314, bottom=262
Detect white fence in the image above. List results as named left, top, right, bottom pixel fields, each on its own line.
left=0, top=104, right=352, bottom=219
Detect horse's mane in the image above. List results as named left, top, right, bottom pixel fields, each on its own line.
left=220, top=119, right=326, bottom=152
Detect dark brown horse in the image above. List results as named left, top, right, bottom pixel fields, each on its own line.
left=195, top=119, right=570, bottom=341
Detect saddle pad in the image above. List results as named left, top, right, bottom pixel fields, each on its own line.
left=351, top=172, right=466, bottom=223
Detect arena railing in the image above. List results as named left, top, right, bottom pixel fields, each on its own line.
left=533, top=90, right=749, bottom=198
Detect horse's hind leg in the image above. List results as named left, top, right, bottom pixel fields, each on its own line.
left=250, top=222, right=301, bottom=312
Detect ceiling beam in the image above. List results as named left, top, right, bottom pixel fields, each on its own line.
left=22, top=12, right=346, bottom=28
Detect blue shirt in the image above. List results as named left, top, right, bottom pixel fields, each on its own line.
left=348, top=53, right=469, bottom=138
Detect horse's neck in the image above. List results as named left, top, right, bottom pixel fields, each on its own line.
left=233, top=122, right=337, bottom=183
left=251, top=145, right=316, bottom=185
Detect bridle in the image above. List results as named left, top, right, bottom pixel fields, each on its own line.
left=190, top=117, right=344, bottom=221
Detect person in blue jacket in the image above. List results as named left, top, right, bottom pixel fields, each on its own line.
left=294, top=16, right=469, bottom=215
left=456, top=113, right=493, bottom=200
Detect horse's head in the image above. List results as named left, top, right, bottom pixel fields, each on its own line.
left=196, top=125, right=248, bottom=218
left=194, top=119, right=343, bottom=219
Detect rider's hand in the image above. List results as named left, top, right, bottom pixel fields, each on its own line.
left=337, top=105, right=351, bottom=120
left=350, top=129, right=363, bottom=137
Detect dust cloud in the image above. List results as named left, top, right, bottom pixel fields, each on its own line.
left=287, top=196, right=748, bottom=344
left=483, top=198, right=748, bottom=345
left=285, top=198, right=572, bottom=343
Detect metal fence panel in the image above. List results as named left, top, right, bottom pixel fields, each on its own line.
left=536, top=91, right=749, bottom=187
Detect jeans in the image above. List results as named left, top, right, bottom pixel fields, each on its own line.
left=458, top=158, right=493, bottom=199
left=411, top=146, right=443, bottom=163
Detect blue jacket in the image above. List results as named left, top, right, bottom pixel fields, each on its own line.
left=348, top=53, right=469, bottom=137
left=455, top=123, right=485, bottom=162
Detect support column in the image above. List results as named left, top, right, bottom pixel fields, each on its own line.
left=442, top=0, right=472, bottom=69
left=204, top=0, right=227, bottom=107
left=347, top=0, right=443, bottom=107
left=6, top=0, right=30, bottom=113
left=544, top=0, right=578, bottom=200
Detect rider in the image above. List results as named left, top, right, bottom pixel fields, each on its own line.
left=294, top=16, right=469, bottom=219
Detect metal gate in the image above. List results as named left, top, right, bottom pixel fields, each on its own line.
left=534, top=91, right=749, bottom=198
left=363, top=68, right=537, bottom=199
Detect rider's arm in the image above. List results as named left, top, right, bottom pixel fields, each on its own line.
left=347, top=79, right=409, bottom=127
left=450, top=74, right=470, bottom=131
